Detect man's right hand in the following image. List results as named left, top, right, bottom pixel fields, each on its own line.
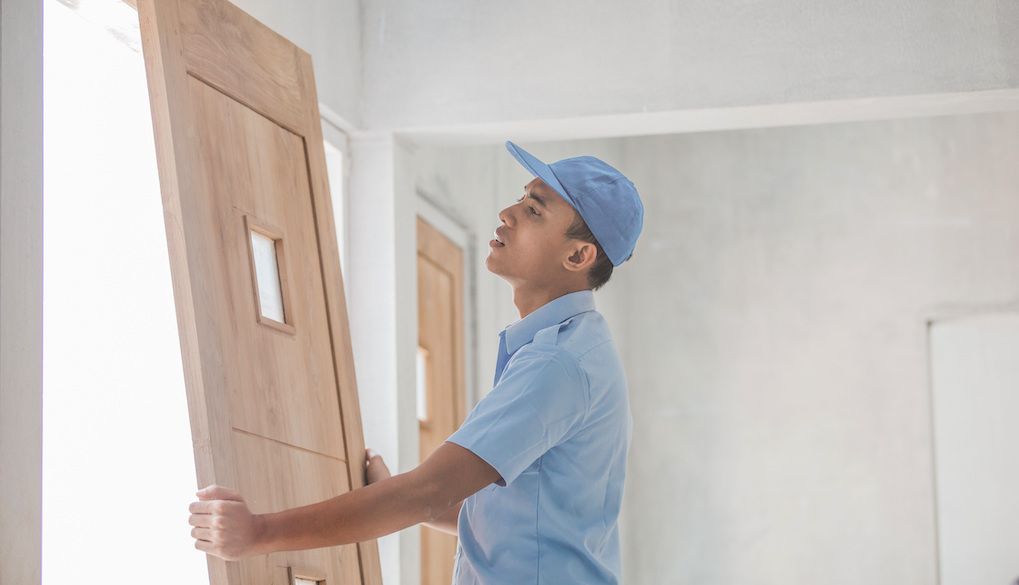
left=364, top=448, right=391, bottom=485
left=363, top=445, right=470, bottom=536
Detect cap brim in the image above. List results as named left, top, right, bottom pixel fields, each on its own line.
left=504, top=141, right=575, bottom=208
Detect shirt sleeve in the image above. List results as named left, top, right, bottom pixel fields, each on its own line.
left=446, top=347, right=590, bottom=487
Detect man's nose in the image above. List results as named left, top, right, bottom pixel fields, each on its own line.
left=498, top=204, right=514, bottom=225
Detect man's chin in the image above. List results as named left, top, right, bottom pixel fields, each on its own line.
left=484, top=254, right=499, bottom=275
left=485, top=254, right=509, bottom=279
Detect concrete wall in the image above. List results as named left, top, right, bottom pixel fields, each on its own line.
left=362, top=0, right=1019, bottom=130
left=614, top=111, right=1019, bottom=584
left=1, top=0, right=44, bottom=584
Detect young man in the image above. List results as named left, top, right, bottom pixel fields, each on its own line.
left=188, top=141, right=644, bottom=584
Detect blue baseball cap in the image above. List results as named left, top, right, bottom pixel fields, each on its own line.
left=505, top=140, right=644, bottom=266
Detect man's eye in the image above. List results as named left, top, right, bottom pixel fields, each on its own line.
left=516, top=195, right=539, bottom=216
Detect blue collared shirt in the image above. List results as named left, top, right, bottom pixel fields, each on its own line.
left=446, top=290, right=632, bottom=585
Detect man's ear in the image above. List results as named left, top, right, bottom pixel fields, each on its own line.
left=564, top=241, right=598, bottom=273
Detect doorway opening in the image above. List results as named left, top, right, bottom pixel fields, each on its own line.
left=42, top=0, right=208, bottom=582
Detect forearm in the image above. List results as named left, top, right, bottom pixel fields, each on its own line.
left=422, top=500, right=462, bottom=536
left=255, top=468, right=447, bottom=553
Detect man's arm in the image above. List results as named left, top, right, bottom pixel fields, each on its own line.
left=364, top=448, right=462, bottom=536
left=423, top=500, right=463, bottom=536
left=188, top=442, right=498, bottom=559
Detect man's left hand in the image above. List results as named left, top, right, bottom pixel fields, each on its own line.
left=188, top=484, right=266, bottom=560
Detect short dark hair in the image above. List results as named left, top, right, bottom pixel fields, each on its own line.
left=565, top=212, right=614, bottom=290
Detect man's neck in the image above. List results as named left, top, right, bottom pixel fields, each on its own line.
left=511, top=283, right=591, bottom=319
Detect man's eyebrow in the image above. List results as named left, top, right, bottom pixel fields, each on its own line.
left=522, top=185, right=549, bottom=209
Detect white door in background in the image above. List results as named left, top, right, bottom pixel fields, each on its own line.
left=929, top=312, right=1019, bottom=585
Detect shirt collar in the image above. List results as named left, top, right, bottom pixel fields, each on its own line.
left=501, top=289, right=596, bottom=355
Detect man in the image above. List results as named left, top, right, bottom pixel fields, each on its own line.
left=188, top=141, right=644, bottom=584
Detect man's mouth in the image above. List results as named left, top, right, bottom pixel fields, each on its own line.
left=490, top=228, right=505, bottom=248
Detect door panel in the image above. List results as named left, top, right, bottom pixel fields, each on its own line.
left=187, top=76, right=346, bottom=460
left=137, top=0, right=381, bottom=583
left=416, top=217, right=466, bottom=585
left=232, top=430, right=360, bottom=585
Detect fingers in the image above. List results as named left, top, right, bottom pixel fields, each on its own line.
left=191, top=526, right=213, bottom=541
left=364, top=449, right=392, bottom=485
left=189, top=499, right=246, bottom=518
left=364, top=448, right=384, bottom=466
left=189, top=500, right=218, bottom=514
left=195, top=539, right=213, bottom=552
left=189, top=513, right=214, bottom=528
left=197, top=484, right=243, bottom=501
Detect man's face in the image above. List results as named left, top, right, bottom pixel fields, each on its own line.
left=487, top=178, right=583, bottom=287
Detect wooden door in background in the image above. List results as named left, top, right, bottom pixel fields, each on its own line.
left=416, top=217, right=467, bottom=585
left=137, top=0, right=381, bottom=583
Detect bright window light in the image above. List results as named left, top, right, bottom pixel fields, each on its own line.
left=43, top=1, right=208, bottom=583
left=416, top=347, right=429, bottom=422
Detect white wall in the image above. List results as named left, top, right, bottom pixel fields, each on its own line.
left=213, top=0, right=1019, bottom=134
left=362, top=0, right=1019, bottom=130
left=614, top=111, right=1019, bottom=584
left=346, top=135, right=424, bottom=585
left=232, top=0, right=362, bottom=126
left=1, top=0, right=44, bottom=584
